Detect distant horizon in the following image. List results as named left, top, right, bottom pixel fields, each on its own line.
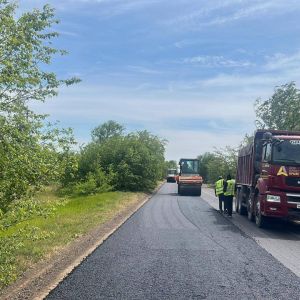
left=21, top=0, right=300, bottom=160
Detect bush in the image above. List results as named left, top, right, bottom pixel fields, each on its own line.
left=77, top=127, right=166, bottom=193
left=60, top=168, right=113, bottom=197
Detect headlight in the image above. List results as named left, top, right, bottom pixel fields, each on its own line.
left=266, top=194, right=281, bottom=202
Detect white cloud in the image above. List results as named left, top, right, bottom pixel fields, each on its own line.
left=163, top=0, right=300, bottom=30
left=264, top=51, right=300, bottom=71
left=183, top=55, right=253, bottom=68
left=127, top=65, right=163, bottom=75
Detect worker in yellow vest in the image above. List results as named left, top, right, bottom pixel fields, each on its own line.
left=224, top=174, right=235, bottom=217
left=215, top=176, right=225, bottom=213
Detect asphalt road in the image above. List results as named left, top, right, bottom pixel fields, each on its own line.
left=47, top=183, right=300, bottom=299
left=201, top=187, right=300, bottom=278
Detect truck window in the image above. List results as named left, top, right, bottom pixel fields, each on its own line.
left=263, top=144, right=272, bottom=162
left=273, top=140, right=300, bottom=165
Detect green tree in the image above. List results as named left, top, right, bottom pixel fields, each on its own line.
left=198, top=152, right=216, bottom=182
left=91, top=120, right=124, bottom=143
left=78, top=123, right=166, bottom=193
left=255, top=82, right=300, bottom=130
left=0, top=1, right=79, bottom=210
left=198, top=147, right=238, bottom=184
left=165, top=160, right=177, bottom=170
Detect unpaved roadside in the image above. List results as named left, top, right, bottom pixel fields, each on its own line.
left=0, top=183, right=164, bottom=300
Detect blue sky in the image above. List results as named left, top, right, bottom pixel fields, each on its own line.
left=20, top=0, right=300, bottom=160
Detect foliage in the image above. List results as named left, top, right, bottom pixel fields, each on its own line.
left=198, top=152, right=216, bottom=182
left=78, top=124, right=166, bottom=193
left=0, top=1, right=80, bottom=112
left=0, top=1, right=79, bottom=210
left=198, top=147, right=238, bottom=183
left=0, top=225, right=54, bottom=288
left=0, top=189, right=143, bottom=289
left=255, top=82, right=300, bottom=130
left=91, top=120, right=124, bottom=143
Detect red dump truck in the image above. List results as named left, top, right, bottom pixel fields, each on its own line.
left=236, top=130, right=300, bottom=227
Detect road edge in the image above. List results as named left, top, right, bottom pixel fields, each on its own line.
left=1, top=182, right=165, bottom=300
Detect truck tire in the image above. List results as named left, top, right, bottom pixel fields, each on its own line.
left=235, top=192, right=239, bottom=213
left=247, top=197, right=254, bottom=222
left=236, top=189, right=247, bottom=215
left=255, top=199, right=267, bottom=228
left=178, top=184, right=181, bottom=195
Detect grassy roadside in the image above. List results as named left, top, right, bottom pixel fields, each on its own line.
left=0, top=188, right=146, bottom=290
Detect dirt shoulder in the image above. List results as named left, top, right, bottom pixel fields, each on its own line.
left=0, top=183, right=164, bottom=300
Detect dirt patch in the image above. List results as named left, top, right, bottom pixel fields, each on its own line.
left=0, top=183, right=164, bottom=300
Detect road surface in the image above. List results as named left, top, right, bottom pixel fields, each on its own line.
left=47, top=183, right=300, bottom=299
left=202, top=187, right=300, bottom=278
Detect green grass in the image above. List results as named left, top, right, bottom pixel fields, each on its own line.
left=0, top=189, right=144, bottom=289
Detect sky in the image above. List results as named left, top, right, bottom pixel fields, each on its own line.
left=19, top=0, right=300, bottom=160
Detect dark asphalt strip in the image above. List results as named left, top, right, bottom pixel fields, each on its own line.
left=47, top=183, right=300, bottom=300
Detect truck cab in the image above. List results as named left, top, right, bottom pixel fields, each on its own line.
left=258, top=134, right=300, bottom=219
left=166, top=168, right=177, bottom=182
left=177, top=158, right=203, bottom=196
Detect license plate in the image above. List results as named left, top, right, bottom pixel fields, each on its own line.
left=297, top=204, right=300, bottom=209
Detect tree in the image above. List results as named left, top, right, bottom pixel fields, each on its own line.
left=198, top=152, right=216, bottom=182
left=0, top=2, right=79, bottom=210
left=255, top=82, right=300, bottom=130
left=91, top=120, right=124, bottom=143
left=78, top=124, right=166, bottom=193
left=198, top=147, right=238, bottom=184
left=165, top=160, right=177, bottom=169
left=0, top=1, right=79, bottom=112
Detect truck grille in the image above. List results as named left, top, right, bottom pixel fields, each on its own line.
left=286, top=177, right=300, bottom=187
left=287, top=196, right=300, bottom=203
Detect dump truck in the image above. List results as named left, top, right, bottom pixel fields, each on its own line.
left=177, top=158, right=203, bottom=196
left=236, top=129, right=300, bottom=227
left=166, top=168, right=177, bottom=182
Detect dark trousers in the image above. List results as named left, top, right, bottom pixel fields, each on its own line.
left=225, top=195, right=233, bottom=216
left=218, top=194, right=225, bottom=211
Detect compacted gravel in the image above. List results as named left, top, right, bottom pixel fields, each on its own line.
left=47, top=183, right=300, bottom=299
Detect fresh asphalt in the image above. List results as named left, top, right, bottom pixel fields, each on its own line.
left=47, top=183, right=300, bottom=299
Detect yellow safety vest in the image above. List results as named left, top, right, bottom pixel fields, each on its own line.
left=215, top=179, right=224, bottom=195
left=224, top=179, right=235, bottom=196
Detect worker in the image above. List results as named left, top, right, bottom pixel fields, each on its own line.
left=224, top=174, right=235, bottom=217
left=215, top=176, right=225, bottom=213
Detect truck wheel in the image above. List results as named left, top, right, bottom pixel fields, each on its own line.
left=237, top=190, right=247, bottom=215
left=255, top=200, right=266, bottom=228
left=235, top=193, right=239, bottom=213
left=178, top=184, right=181, bottom=195
left=247, top=197, right=254, bottom=222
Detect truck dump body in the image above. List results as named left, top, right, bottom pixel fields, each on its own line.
left=236, top=143, right=254, bottom=186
